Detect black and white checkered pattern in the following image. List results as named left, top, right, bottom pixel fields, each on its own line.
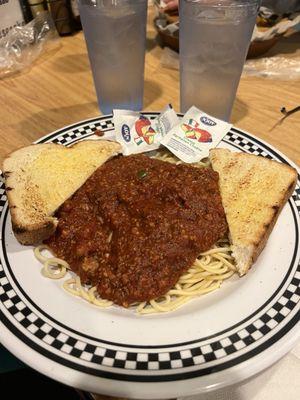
left=0, top=260, right=299, bottom=371
left=52, top=120, right=115, bottom=145
left=0, top=185, right=6, bottom=213
left=293, top=187, right=300, bottom=213
left=50, top=115, right=158, bottom=145
left=225, top=131, right=273, bottom=159
left=0, top=120, right=299, bottom=376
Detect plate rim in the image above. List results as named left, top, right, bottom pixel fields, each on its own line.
left=0, top=113, right=299, bottom=397
left=1, top=201, right=299, bottom=350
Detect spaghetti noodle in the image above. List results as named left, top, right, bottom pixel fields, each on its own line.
left=34, top=241, right=235, bottom=314
left=154, top=149, right=211, bottom=168
left=34, top=151, right=236, bottom=314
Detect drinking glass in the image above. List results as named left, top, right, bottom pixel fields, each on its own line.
left=78, top=0, right=148, bottom=114
left=180, top=0, right=260, bottom=121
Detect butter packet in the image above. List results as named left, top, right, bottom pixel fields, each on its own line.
left=161, top=106, right=232, bottom=163
left=113, top=105, right=179, bottom=156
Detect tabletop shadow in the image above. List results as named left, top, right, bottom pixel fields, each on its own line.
left=231, top=97, right=248, bottom=125
left=52, top=38, right=159, bottom=75
left=51, top=53, right=90, bottom=74
left=18, top=87, right=164, bottom=140
left=146, top=36, right=158, bottom=52
left=18, top=102, right=100, bottom=139
left=144, top=79, right=163, bottom=109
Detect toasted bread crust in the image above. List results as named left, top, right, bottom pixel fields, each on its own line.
left=248, top=180, right=294, bottom=266
left=12, top=218, right=58, bottom=245
left=210, top=148, right=297, bottom=275
left=2, top=140, right=121, bottom=245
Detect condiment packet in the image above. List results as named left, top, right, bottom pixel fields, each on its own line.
left=113, top=105, right=179, bottom=155
left=161, top=106, right=232, bottom=163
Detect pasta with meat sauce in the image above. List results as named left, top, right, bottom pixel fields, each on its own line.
left=34, top=151, right=236, bottom=314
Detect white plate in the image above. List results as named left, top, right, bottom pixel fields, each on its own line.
left=0, top=113, right=299, bottom=398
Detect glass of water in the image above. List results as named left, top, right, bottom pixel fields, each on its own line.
left=180, top=0, right=260, bottom=121
left=78, top=0, right=148, bottom=115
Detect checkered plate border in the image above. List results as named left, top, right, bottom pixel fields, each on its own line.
left=0, top=114, right=299, bottom=383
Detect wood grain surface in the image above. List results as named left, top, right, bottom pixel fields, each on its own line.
left=0, top=6, right=299, bottom=167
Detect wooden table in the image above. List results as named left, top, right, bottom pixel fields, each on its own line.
left=0, top=5, right=299, bottom=399
left=0, top=6, right=299, bottom=166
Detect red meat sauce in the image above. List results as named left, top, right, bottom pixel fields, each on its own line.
left=45, top=154, right=227, bottom=307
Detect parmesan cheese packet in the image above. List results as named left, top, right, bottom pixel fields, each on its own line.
left=113, top=105, right=179, bottom=155
left=161, top=106, right=232, bottom=163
